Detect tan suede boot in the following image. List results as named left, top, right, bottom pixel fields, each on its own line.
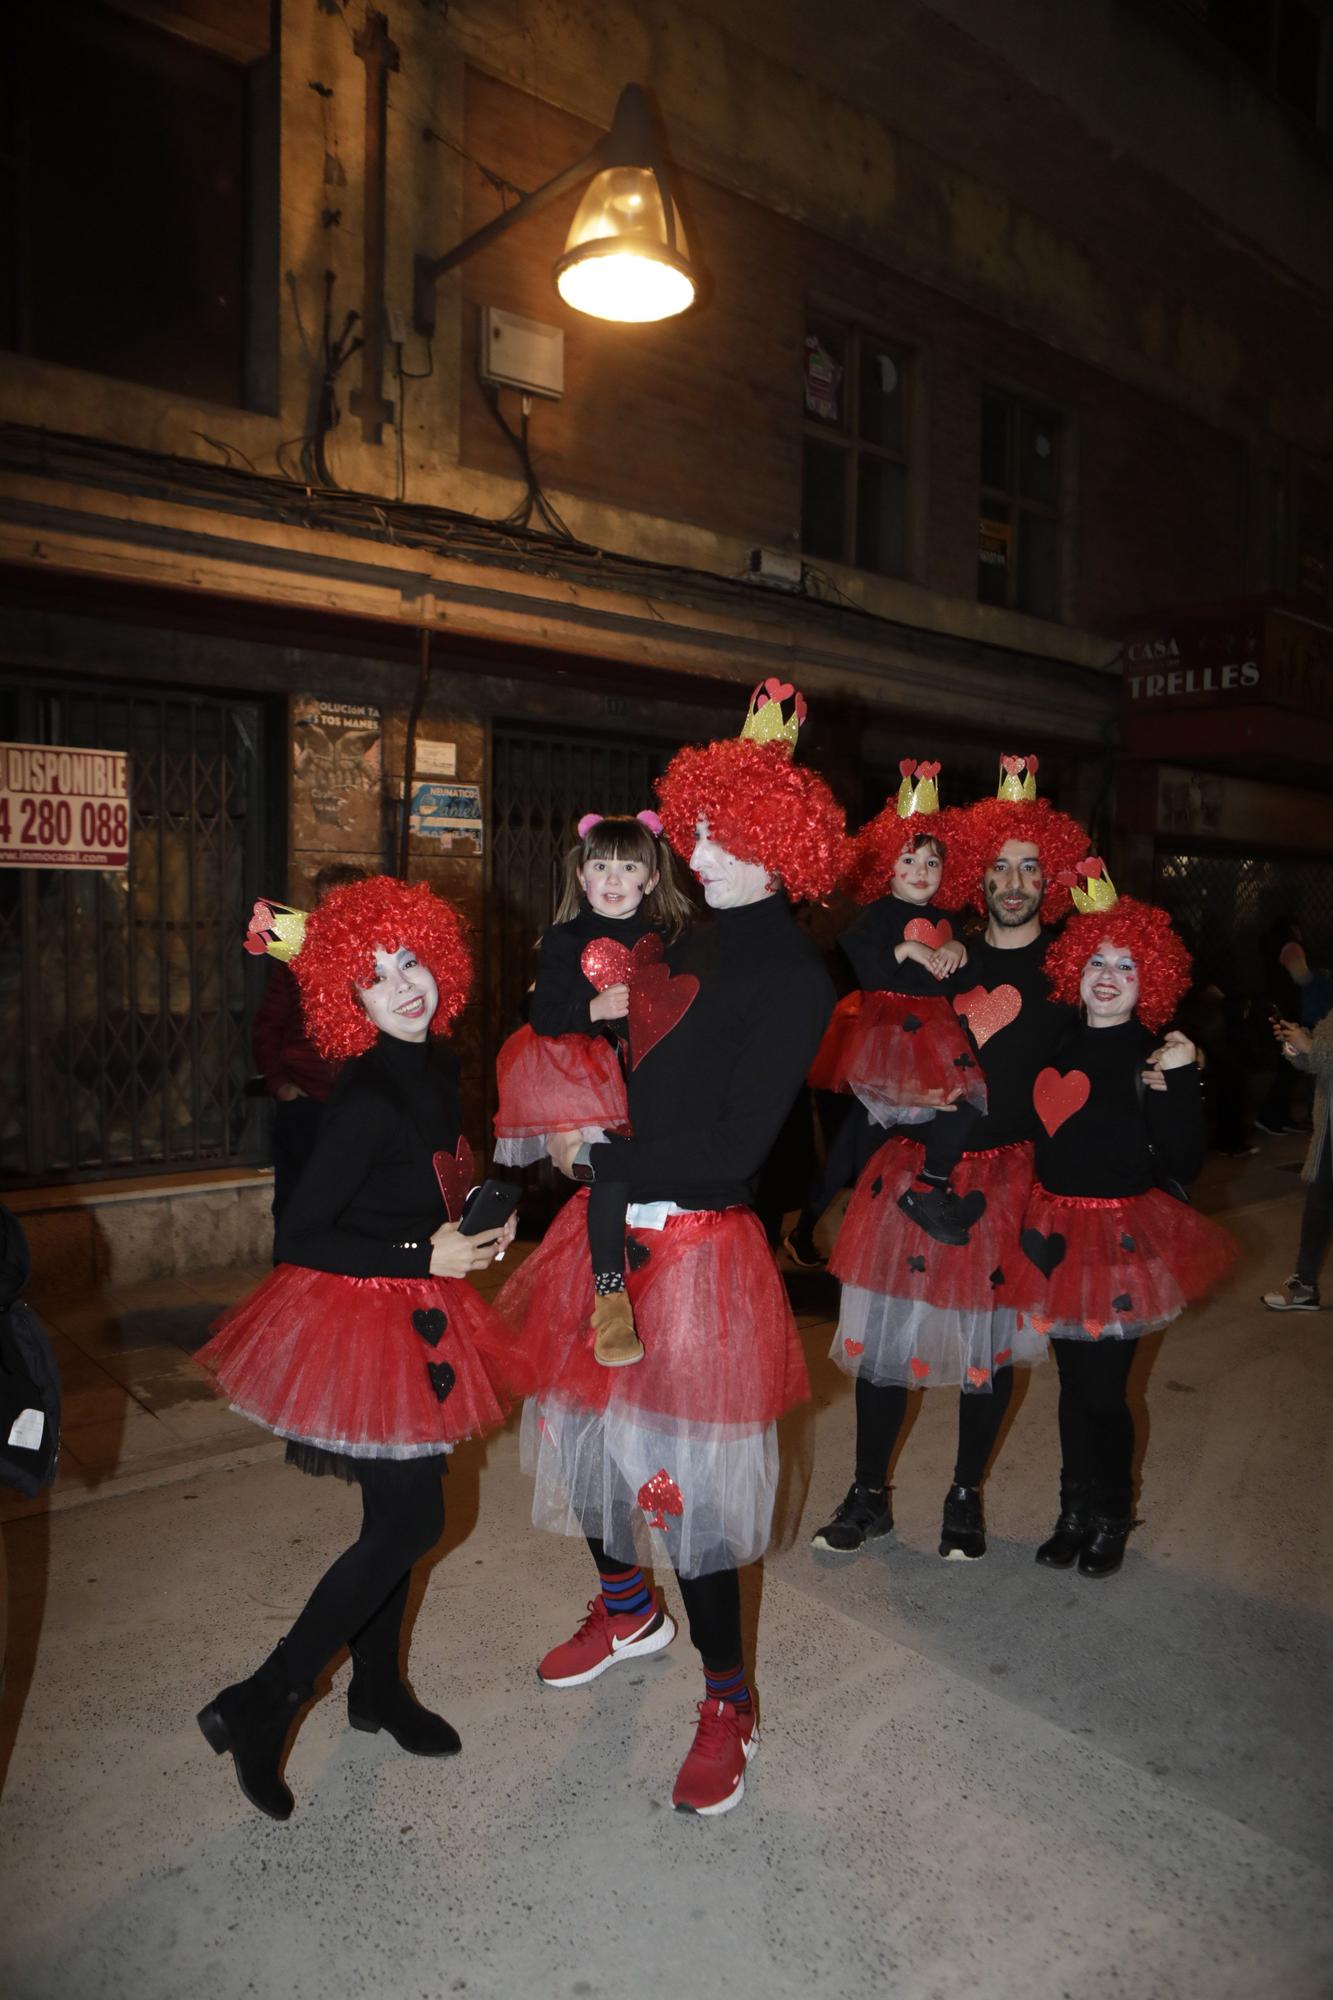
left=592, top=1289, right=644, bottom=1367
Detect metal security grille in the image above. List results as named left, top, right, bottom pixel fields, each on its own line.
left=486, top=723, right=678, bottom=1130
left=0, top=676, right=268, bottom=1184
left=1153, top=848, right=1333, bottom=988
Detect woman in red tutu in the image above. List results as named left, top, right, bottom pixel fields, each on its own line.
left=499, top=681, right=841, bottom=1816
left=1010, top=869, right=1235, bottom=1578
left=195, top=876, right=517, bottom=1819
left=493, top=810, right=692, bottom=1368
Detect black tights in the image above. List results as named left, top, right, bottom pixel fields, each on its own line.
left=1052, top=1338, right=1136, bottom=1517
left=586, top=1536, right=741, bottom=1671
left=853, top=1368, right=1014, bottom=1490
left=282, top=1456, right=445, bottom=1687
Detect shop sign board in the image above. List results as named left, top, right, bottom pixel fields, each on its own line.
left=0, top=742, right=130, bottom=869
left=408, top=781, right=483, bottom=855
left=1121, top=600, right=1333, bottom=718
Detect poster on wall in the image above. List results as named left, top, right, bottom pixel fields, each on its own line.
left=408, top=781, right=484, bottom=856
left=0, top=743, right=130, bottom=869
left=292, top=697, right=382, bottom=850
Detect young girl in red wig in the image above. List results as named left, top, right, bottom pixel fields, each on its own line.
left=196, top=875, right=518, bottom=1819
left=493, top=811, right=693, bottom=1368
left=502, top=682, right=840, bottom=1816
left=1007, top=870, right=1236, bottom=1578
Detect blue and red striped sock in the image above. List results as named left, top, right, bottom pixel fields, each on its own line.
left=598, top=1566, right=653, bottom=1622
left=703, top=1660, right=753, bottom=1715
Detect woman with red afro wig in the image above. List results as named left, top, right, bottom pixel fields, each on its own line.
left=196, top=874, right=521, bottom=1821
left=1003, top=877, right=1235, bottom=1578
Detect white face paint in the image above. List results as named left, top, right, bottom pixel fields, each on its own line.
left=355, top=945, right=439, bottom=1043
left=688, top=820, right=775, bottom=910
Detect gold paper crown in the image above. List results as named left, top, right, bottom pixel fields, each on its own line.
left=740, top=677, right=808, bottom=756
left=242, top=897, right=309, bottom=963
left=1061, top=859, right=1118, bottom=915
left=896, top=758, right=941, bottom=819
left=996, top=752, right=1039, bottom=803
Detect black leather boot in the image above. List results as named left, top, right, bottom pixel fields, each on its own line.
left=1077, top=1513, right=1132, bottom=1579
left=1035, top=1479, right=1096, bottom=1569
left=939, top=1484, right=986, bottom=1561
left=197, top=1640, right=312, bottom=1820
left=348, top=1651, right=461, bottom=1756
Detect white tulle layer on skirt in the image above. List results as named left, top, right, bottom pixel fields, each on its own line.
left=831, top=1287, right=1048, bottom=1393
left=493, top=1123, right=609, bottom=1169
left=520, top=1395, right=778, bottom=1577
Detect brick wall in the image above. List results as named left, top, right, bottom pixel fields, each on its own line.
left=459, top=70, right=1252, bottom=634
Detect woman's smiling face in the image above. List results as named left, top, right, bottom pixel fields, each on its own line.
left=1079, top=939, right=1140, bottom=1027
left=355, top=945, right=439, bottom=1042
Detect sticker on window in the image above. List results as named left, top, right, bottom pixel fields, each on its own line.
left=803, top=334, right=843, bottom=424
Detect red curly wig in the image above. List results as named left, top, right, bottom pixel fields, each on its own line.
left=842, top=804, right=972, bottom=909
left=656, top=738, right=847, bottom=904
left=947, top=796, right=1090, bottom=924
left=293, top=875, right=473, bottom=1060
left=1044, top=896, right=1192, bottom=1033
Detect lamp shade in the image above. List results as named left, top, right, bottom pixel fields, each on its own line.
left=553, top=86, right=697, bottom=323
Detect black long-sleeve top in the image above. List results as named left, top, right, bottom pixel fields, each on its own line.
left=274, top=1034, right=463, bottom=1279
left=839, top=894, right=962, bottom=998
left=588, top=894, right=835, bottom=1210
left=527, top=904, right=653, bottom=1039
left=950, top=932, right=1073, bottom=1149
left=1033, top=1019, right=1206, bottom=1197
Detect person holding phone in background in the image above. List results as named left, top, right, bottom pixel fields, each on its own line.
left=196, top=877, right=519, bottom=1820
left=1262, top=1001, right=1333, bottom=1313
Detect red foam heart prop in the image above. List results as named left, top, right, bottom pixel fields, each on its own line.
left=905, top=917, right=952, bottom=951
left=966, top=1365, right=989, bottom=1388
left=909, top=1356, right=930, bottom=1381
left=432, top=1135, right=476, bottom=1221
left=952, top=984, right=1021, bottom=1048
left=1033, top=1066, right=1091, bottom=1138
left=629, top=954, right=699, bottom=1067
left=844, top=1339, right=865, bottom=1357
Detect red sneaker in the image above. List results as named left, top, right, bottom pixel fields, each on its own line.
left=671, top=1699, right=758, bottom=1816
left=536, top=1597, right=675, bottom=1689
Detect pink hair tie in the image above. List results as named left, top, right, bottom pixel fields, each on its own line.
left=636, top=810, right=663, bottom=835
left=576, top=813, right=603, bottom=839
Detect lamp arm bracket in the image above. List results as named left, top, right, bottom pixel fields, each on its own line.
left=414, top=142, right=605, bottom=335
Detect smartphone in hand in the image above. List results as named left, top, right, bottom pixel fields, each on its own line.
left=458, top=1178, right=523, bottom=1238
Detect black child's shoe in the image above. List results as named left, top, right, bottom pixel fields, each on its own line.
left=197, top=1640, right=312, bottom=1821
left=897, top=1181, right=971, bottom=1247
left=348, top=1652, right=462, bottom=1756
left=939, top=1483, right=986, bottom=1560
left=810, top=1481, right=894, bottom=1553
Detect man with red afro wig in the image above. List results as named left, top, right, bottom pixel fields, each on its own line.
left=815, top=754, right=1092, bottom=1566
left=508, top=682, right=839, bottom=1818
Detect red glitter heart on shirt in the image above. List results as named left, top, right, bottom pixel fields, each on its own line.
left=904, top=917, right=953, bottom=951
left=1033, top=1066, right=1090, bottom=1138
left=952, top=984, right=1021, bottom=1048
left=580, top=931, right=668, bottom=994
left=432, top=1134, right=476, bottom=1221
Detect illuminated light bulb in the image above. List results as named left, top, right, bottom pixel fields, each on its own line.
left=555, top=163, right=696, bottom=323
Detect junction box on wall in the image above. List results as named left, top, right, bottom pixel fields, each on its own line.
left=479, top=306, right=565, bottom=399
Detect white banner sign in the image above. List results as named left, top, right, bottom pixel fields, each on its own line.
left=0, top=743, right=131, bottom=869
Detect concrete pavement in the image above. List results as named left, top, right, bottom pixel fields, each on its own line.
left=1, top=1143, right=1330, bottom=2000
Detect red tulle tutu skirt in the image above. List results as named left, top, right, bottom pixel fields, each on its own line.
left=829, top=1136, right=1045, bottom=1390
left=808, top=992, right=864, bottom=1092
left=831, top=991, right=986, bottom=1127
left=1001, top=1183, right=1237, bottom=1340
left=494, top=1193, right=809, bottom=1427
left=197, top=1264, right=525, bottom=1457
left=492, top=1026, right=628, bottom=1166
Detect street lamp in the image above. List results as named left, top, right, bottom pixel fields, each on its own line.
left=414, top=84, right=697, bottom=335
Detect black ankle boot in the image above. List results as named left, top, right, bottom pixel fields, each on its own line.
left=1035, top=1480, right=1096, bottom=1569
left=939, top=1483, right=986, bottom=1561
left=810, top=1481, right=894, bottom=1553
left=197, top=1640, right=312, bottom=1820
left=347, top=1652, right=461, bottom=1756
left=898, top=1182, right=971, bottom=1247
left=1078, top=1513, right=1132, bottom=1579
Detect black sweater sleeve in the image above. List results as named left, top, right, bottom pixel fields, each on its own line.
left=1145, top=1063, right=1207, bottom=1186
left=840, top=897, right=959, bottom=998
left=275, top=1086, right=432, bottom=1279
left=528, top=926, right=599, bottom=1039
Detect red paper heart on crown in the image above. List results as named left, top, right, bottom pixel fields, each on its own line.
left=1079, top=857, right=1103, bottom=879
left=899, top=757, right=916, bottom=778
left=915, top=760, right=941, bottom=780
left=760, top=677, right=796, bottom=706
left=1000, top=754, right=1024, bottom=777
left=904, top=917, right=953, bottom=951
left=1033, top=1066, right=1091, bottom=1138
left=432, top=1134, right=476, bottom=1221
left=952, top=983, right=1021, bottom=1048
